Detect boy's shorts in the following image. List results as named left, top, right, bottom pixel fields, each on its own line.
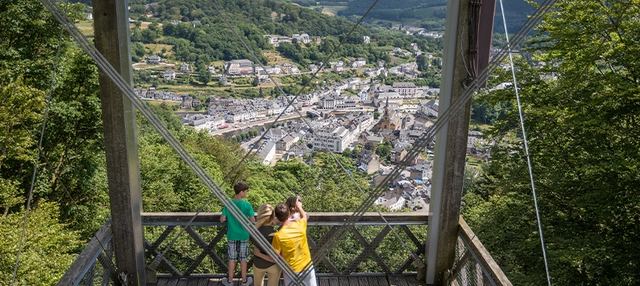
left=227, top=240, right=250, bottom=261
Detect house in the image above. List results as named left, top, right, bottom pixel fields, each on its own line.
left=330, top=61, right=344, bottom=73
left=147, top=55, right=161, bottom=64
left=276, top=134, right=299, bottom=153
left=293, top=33, right=310, bottom=43
left=391, top=146, right=408, bottom=163
left=375, top=92, right=402, bottom=107
left=262, top=127, right=288, bottom=142
left=226, top=59, right=254, bottom=75
left=366, top=135, right=384, bottom=146
left=170, top=20, right=180, bottom=25
left=375, top=192, right=406, bottom=211
left=356, top=149, right=380, bottom=175
left=351, top=57, right=366, bottom=68
left=179, top=62, right=190, bottom=73
left=280, top=63, right=300, bottom=75
left=163, top=69, right=176, bottom=80
left=421, top=100, right=439, bottom=117
left=266, top=35, right=292, bottom=47
left=363, top=36, right=370, bottom=44
left=257, top=141, right=276, bottom=165
left=181, top=95, right=193, bottom=109
left=410, top=43, right=419, bottom=51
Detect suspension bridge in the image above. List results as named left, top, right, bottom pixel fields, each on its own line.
left=8, top=0, right=561, bottom=285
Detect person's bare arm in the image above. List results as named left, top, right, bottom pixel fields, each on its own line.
left=249, top=216, right=256, bottom=223
left=220, top=215, right=226, bottom=222
left=253, top=246, right=275, bottom=263
left=296, top=199, right=308, bottom=221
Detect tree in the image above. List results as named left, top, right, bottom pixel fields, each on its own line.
left=0, top=202, right=83, bottom=284
left=375, top=142, right=392, bottom=162
left=198, top=66, right=212, bottom=85
left=462, top=2, right=640, bottom=285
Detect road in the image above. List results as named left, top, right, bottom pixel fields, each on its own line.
left=209, top=107, right=312, bottom=136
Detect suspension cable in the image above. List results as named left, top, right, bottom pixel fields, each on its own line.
left=145, top=0, right=388, bottom=279
left=207, top=0, right=424, bottom=268
left=39, top=0, right=299, bottom=282
left=10, top=6, right=66, bottom=285
left=307, top=0, right=562, bottom=265
left=39, top=0, right=561, bottom=283
left=498, top=0, right=551, bottom=284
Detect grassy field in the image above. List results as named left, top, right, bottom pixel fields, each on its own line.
left=469, top=118, right=492, bottom=131
left=75, top=20, right=94, bottom=38
left=263, top=51, right=295, bottom=66
left=144, top=43, right=175, bottom=57
left=145, top=99, right=181, bottom=107
left=320, top=5, right=348, bottom=16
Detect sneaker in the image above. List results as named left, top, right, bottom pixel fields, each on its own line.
left=241, top=276, right=253, bottom=286
left=221, top=279, right=233, bottom=286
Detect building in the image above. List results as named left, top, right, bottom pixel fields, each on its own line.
left=330, top=61, right=344, bottom=73
left=147, top=55, right=161, bottom=64
left=313, top=126, right=353, bottom=153
left=179, top=62, right=190, bottom=73
left=351, top=57, right=366, bottom=68
left=374, top=98, right=402, bottom=131
left=257, top=141, right=276, bottom=165
left=375, top=192, right=406, bottom=211
left=276, top=134, right=300, bottom=153
left=280, top=63, right=300, bottom=75
left=375, top=91, right=403, bottom=107
left=163, top=69, right=176, bottom=80
left=226, top=59, right=254, bottom=75
left=292, top=33, right=310, bottom=43
left=420, top=100, right=439, bottom=117
left=356, top=149, right=380, bottom=175
left=392, top=82, right=417, bottom=97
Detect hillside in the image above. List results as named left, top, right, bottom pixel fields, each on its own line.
left=279, top=0, right=542, bottom=32
left=126, top=0, right=442, bottom=65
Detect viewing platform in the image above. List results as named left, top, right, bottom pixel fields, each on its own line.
left=59, top=213, right=510, bottom=286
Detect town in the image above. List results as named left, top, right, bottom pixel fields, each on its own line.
left=134, top=47, right=490, bottom=213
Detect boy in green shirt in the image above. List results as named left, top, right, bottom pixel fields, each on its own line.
left=221, top=182, right=255, bottom=286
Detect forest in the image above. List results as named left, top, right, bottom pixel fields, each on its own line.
left=2, top=0, right=640, bottom=285
left=124, top=0, right=443, bottom=69
left=281, top=0, right=543, bottom=32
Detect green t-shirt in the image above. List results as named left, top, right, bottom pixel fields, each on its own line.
left=222, top=200, right=255, bottom=241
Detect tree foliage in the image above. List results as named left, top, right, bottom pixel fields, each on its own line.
left=462, top=1, right=640, bottom=285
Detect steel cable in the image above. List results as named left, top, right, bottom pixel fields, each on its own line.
left=39, top=0, right=293, bottom=282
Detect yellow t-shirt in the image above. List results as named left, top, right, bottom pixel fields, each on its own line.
left=271, top=219, right=312, bottom=272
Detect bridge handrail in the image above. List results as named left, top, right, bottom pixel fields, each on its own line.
left=141, top=212, right=429, bottom=226
left=59, top=213, right=511, bottom=286
left=448, top=217, right=512, bottom=286
left=57, top=218, right=113, bottom=286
